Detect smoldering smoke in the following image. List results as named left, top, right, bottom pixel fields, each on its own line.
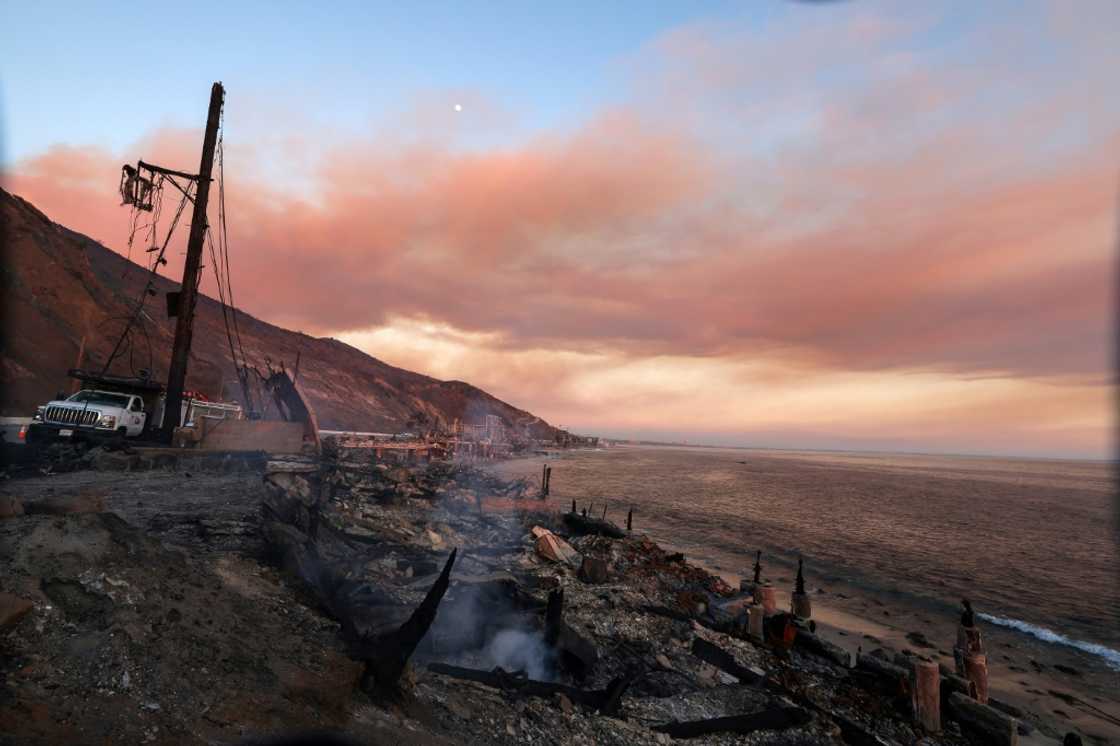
left=483, top=628, right=554, bottom=681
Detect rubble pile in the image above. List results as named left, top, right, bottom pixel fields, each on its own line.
left=0, top=455, right=1039, bottom=744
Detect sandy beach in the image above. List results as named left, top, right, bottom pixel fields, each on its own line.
left=491, top=447, right=1120, bottom=744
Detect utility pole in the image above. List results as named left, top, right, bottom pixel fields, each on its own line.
left=160, top=82, right=224, bottom=441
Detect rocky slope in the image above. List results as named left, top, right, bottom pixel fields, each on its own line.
left=0, top=187, right=558, bottom=437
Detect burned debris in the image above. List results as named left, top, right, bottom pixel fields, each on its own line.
left=0, top=448, right=1043, bottom=745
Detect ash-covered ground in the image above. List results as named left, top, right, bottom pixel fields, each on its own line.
left=0, top=446, right=1071, bottom=745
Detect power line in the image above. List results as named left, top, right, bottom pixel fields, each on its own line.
left=101, top=179, right=192, bottom=376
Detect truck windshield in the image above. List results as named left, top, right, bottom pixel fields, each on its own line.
left=66, top=391, right=131, bottom=408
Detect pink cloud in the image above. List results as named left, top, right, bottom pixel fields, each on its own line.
left=4, top=6, right=1116, bottom=388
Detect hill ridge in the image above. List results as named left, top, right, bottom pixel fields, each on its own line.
left=0, top=187, right=559, bottom=438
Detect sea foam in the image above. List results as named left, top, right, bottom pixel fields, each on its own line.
left=977, top=612, right=1120, bottom=671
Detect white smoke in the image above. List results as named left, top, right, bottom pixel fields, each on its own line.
left=482, top=628, right=555, bottom=681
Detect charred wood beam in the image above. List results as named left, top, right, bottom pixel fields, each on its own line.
left=685, top=635, right=887, bottom=746
left=562, top=512, right=625, bottom=539
left=264, top=475, right=459, bottom=698
left=948, top=692, right=1019, bottom=746
left=793, top=630, right=852, bottom=667
left=651, top=707, right=811, bottom=739
left=545, top=589, right=563, bottom=646
left=689, top=638, right=766, bottom=686
left=764, top=667, right=892, bottom=746
left=555, top=625, right=598, bottom=680
left=687, top=636, right=887, bottom=744
left=348, top=549, right=457, bottom=696
left=427, top=664, right=632, bottom=716
left=856, top=653, right=911, bottom=693
left=543, top=588, right=598, bottom=679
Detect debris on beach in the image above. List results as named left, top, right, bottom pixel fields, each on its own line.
left=0, top=450, right=1065, bottom=744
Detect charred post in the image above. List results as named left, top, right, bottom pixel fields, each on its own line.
left=913, top=657, right=941, bottom=733
left=791, top=556, right=812, bottom=619
left=161, top=82, right=224, bottom=442
left=690, top=638, right=766, bottom=685
left=352, top=548, right=458, bottom=696
left=651, top=707, right=811, bottom=739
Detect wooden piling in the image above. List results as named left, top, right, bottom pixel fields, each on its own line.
left=747, top=604, right=765, bottom=641
left=601, top=505, right=607, bottom=520
left=756, top=583, right=777, bottom=615
left=790, top=593, right=812, bottom=620
left=964, top=653, right=989, bottom=704
left=626, top=508, right=633, bottom=531
left=791, top=558, right=811, bottom=618
left=912, top=658, right=941, bottom=733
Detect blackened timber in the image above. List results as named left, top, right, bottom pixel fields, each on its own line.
left=161, top=82, right=224, bottom=441
left=351, top=548, right=457, bottom=695
left=563, top=511, right=625, bottom=538
left=426, top=664, right=632, bottom=716
left=651, top=707, right=811, bottom=739
left=689, top=638, right=766, bottom=685
left=947, top=692, right=1019, bottom=746
left=543, top=586, right=598, bottom=678
left=544, top=589, right=563, bottom=646
left=793, top=629, right=852, bottom=667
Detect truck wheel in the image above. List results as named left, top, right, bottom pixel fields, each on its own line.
left=117, top=427, right=129, bottom=439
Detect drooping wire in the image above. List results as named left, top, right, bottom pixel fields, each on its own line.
left=101, top=182, right=192, bottom=376
left=123, top=175, right=164, bottom=276
left=208, top=108, right=256, bottom=415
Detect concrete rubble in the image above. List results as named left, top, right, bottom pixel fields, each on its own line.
left=0, top=447, right=1046, bottom=745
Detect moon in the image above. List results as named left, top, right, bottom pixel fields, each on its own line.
left=454, top=103, right=463, bottom=112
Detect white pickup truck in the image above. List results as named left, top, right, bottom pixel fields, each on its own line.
left=32, top=389, right=148, bottom=439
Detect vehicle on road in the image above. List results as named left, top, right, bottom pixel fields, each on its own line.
left=26, top=389, right=148, bottom=443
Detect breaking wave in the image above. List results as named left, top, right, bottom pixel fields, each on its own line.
left=978, top=613, right=1120, bottom=670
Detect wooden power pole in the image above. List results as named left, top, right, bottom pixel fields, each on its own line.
left=160, top=82, right=225, bottom=441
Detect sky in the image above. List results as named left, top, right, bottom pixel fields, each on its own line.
left=2, top=0, right=1117, bottom=459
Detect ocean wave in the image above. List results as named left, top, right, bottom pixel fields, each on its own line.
left=978, top=613, right=1120, bottom=670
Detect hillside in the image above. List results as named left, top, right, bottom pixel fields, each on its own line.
left=0, top=187, right=559, bottom=438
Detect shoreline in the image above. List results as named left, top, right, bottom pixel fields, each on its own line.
left=1, top=452, right=1116, bottom=744
left=489, top=450, right=1120, bottom=743
left=647, top=531, right=1120, bottom=744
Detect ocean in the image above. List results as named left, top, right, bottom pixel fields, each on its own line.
left=492, top=445, right=1119, bottom=670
